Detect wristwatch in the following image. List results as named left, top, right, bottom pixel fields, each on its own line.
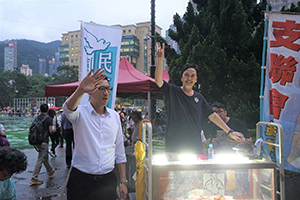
left=120, top=180, right=128, bottom=186
left=227, top=129, right=234, bottom=135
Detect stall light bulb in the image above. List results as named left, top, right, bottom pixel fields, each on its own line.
left=179, top=154, right=197, bottom=163
left=153, top=155, right=168, bottom=165
left=214, top=153, right=250, bottom=164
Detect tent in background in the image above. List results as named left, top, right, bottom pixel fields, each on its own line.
left=45, top=81, right=78, bottom=97
left=45, top=58, right=169, bottom=99
left=49, top=106, right=60, bottom=109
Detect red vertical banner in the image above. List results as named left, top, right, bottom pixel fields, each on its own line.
left=263, top=12, right=300, bottom=172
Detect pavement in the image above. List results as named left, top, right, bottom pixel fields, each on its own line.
left=13, top=146, right=69, bottom=200
left=13, top=146, right=137, bottom=200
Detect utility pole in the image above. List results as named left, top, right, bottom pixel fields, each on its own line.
left=149, top=0, right=156, bottom=120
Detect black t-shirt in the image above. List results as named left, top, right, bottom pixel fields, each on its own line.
left=210, top=117, right=250, bottom=153
left=161, top=81, right=214, bottom=154
left=36, top=113, right=53, bottom=143
left=210, top=117, right=250, bottom=139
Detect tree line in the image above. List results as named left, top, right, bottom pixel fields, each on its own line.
left=0, top=65, right=78, bottom=108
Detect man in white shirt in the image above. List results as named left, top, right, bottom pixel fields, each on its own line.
left=63, top=68, right=127, bottom=200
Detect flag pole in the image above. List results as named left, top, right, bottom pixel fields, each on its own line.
left=260, top=4, right=269, bottom=132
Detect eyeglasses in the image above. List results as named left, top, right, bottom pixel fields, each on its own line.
left=98, top=86, right=113, bottom=92
left=214, top=110, right=225, bottom=114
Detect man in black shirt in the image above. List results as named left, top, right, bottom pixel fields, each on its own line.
left=30, top=104, right=56, bottom=185
left=210, top=102, right=252, bottom=152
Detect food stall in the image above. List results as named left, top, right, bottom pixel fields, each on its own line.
left=139, top=121, right=284, bottom=200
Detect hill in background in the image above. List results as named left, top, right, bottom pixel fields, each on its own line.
left=0, top=39, right=61, bottom=75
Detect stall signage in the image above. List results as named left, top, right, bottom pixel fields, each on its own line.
left=8, top=42, right=14, bottom=47
left=263, top=12, right=300, bottom=172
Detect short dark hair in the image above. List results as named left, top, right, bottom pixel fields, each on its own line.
left=180, top=63, right=199, bottom=77
left=40, top=103, right=49, bottom=113
left=211, top=102, right=226, bottom=111
left=0, top=146, right=27, bottom=175
left=48, top=109, right=56, bottom=118
left=131, top=111, right=142, bottom=121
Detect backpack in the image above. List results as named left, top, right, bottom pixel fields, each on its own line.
left=28, top=115, right=49, bottom=145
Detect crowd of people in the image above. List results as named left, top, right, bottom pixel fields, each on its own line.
left=0, top=42, right=252, bottom=200
left=114, top=107, right=167, bottom=147
left=1, top=108, right=40, bottom=118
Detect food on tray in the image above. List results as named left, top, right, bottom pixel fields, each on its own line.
left=201, top=195, right=234, bottom=200
left=187, top=188, right=233, bottom=200
left=188, top=189, right=204, bottom=198
left=216, top=195, right=225, bottom=200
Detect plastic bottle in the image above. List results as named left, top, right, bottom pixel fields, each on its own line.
left=207, top=144, right=214, bottom=159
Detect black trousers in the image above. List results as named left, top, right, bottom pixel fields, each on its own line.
left=50, top=132, right=59, bottom=154
left=63, top=128, right=74, bottom=166
left=67, top=167, right=117, bottom=200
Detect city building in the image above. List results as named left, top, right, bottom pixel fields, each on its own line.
left=113, top=22, right=162, bottom=74
left=260, top=0, right=299, bottom=11
left=59, top=30, right=80, bottom=66
left=37, top=54, right=60, bottom=76
left=38, top=57, right=46, bottom=74
left=20, top=64, right=32, bottom=76
left=59, top=22, right=162, bottom=75
left=55, top=52, right=62, bottom=72
left=48, top=58, right=56, bottom=76
left=4, top=42, right=17, bottom=71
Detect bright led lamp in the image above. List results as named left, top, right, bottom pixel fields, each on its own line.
left=214, top=153, right=250, bottom=164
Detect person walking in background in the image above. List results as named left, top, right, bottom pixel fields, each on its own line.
left=152, top=111, right=165, bottom=134
left=48, top=109, right=59, bottom=157
left=130, top=111, right=143, bottom=145
left=30, top=104, right=56, bottom=185
left=61, top=112, right=74, bottom=169
left=63, top=68, right=127, bottom=200
left=56, top=109, right=64, bottom=148
left=0, top=123, right=8, bottom=146
left=0, top=123, right=9, bottom=147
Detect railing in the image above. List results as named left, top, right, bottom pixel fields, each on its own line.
left=138, top=119, right=152, bottom=200
left=256, top=121, right=285, bottom=200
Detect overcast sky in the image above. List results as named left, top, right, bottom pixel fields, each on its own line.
left=0, top=0, right=189, bottom=43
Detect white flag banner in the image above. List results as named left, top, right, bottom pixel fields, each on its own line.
left=79, top=22, right=122, bottom=108
left=263, top=12, right=300, bottom=172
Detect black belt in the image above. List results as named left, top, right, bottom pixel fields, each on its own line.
left=72, top=167, right=114, bottom=181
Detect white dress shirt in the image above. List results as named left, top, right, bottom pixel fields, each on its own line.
left=63, top=102, right=126, bottom=175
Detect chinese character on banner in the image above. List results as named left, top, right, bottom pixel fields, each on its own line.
left=269, top=53, right=297, bottom=85
left=265, top=122, right=277, bottom=156
left=269, top=88, right=289, bottom=119
left=270, top=20, right=300, bottom=51
left=264, top=13, right=300, bottom=173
